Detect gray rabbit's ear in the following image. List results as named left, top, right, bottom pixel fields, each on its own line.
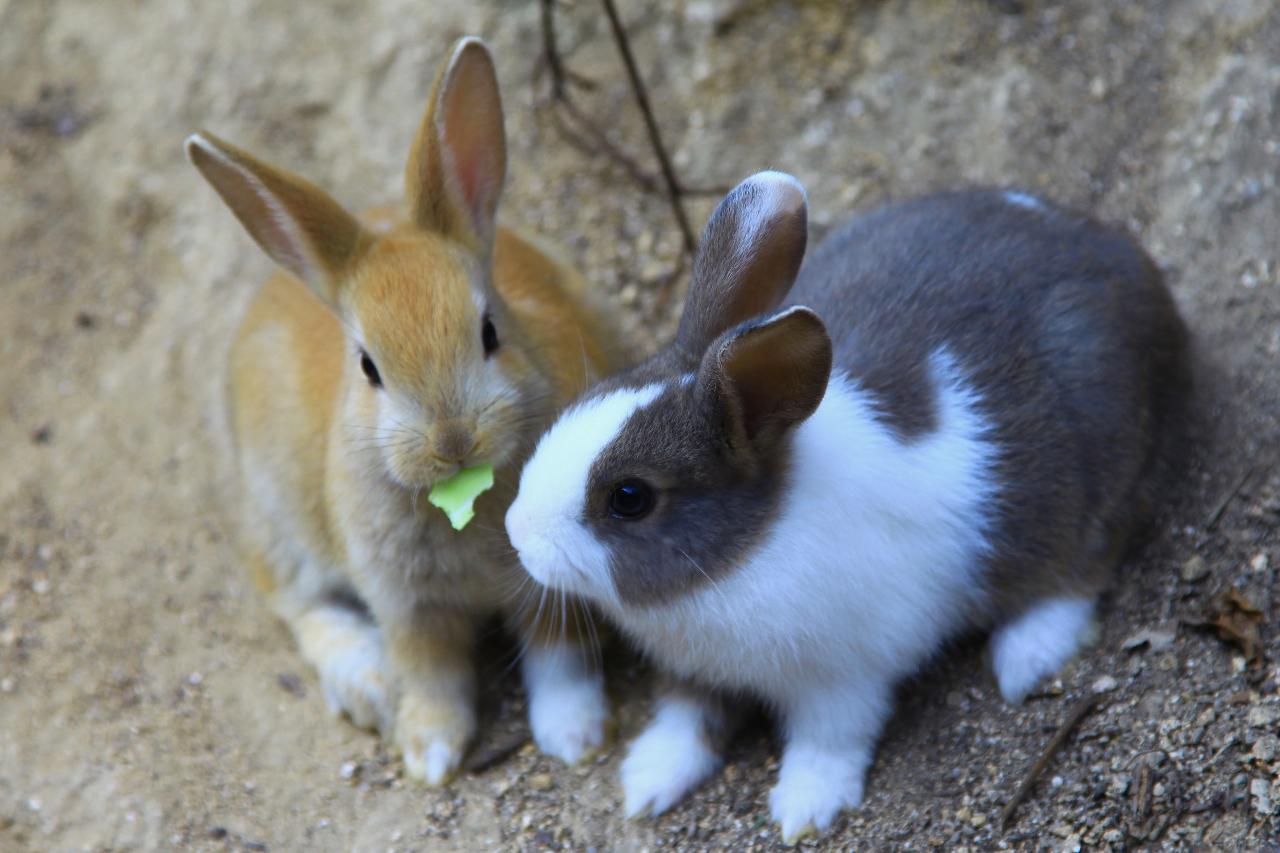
left=699, top=306, right=832, bottom=455
left=674, top=171, right=808, bottom=357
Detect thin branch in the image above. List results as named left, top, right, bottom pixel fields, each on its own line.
left=599, top=0, right=696, bottom=256
left=464, top=731, right=530, bottom=775
left=1000, top=693, right=1102, bottom=831
left=539, top=0, right=567, bottom=99
left=1204, top=465, right=1261, bottom=531
left=537, top=2, right=725, bottom=194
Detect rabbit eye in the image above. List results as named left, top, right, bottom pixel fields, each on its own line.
left=482, top=315, right=500, bottom=356
left=359, top=350, right=382, bottom=388
left=608, top=479, right=654, bottom=520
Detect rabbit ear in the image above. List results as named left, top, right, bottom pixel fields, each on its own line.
left=185, top=131, right=367, bottom=307
left=700, top=306, right=832, bottom=454
left=674, top=171, right=808, bottom=356
left=405, top=37, right=506, bottom=252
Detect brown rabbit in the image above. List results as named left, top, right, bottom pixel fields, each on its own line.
left=186, top=38, right=630, bottom=784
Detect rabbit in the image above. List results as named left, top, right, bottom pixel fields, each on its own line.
left=506, top=172, right=1190, bottom=839
left=185, top=38, right=632, bottom=785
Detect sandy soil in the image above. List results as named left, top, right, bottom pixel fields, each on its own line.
left=2, top=0, right=1278, bottom=850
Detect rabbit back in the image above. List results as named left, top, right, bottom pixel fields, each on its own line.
left=790, top=190, right=1191, bottom=618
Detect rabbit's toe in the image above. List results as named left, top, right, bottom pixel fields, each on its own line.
left=396, top=692, right=474, bottom=786
left=769, top=744, right=865, bottom=843
left=318, top=634, right=393, bottom=734
left=621, top=706, right=720, bottom=818
left=991, top=596, right=1094, bottom=703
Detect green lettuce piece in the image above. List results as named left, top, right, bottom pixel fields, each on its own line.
left=427, top=463, right=495, bottom=530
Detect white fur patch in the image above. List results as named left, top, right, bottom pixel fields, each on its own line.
left=523, top=642, right=608, bottom=765
left=293, top=605, right=393, bottom=735
left=506, top=383, right=664, bottom=603
left=1004, top=190, right=1046, bottom=212
left=612, top=350, right=998, bottom=697
left=621, top=695, right=722, bottom=818
left=591, top=351, right=998, bottom=831
left=991, top=596, right=1095, bottom=703
left=769, top=742, right=868, bottom=841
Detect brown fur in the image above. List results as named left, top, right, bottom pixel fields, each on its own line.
left=192, top=38, right=630, bottom=782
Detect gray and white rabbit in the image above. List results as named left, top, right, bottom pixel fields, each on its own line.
left=506, top=173, right=1190, bottom=839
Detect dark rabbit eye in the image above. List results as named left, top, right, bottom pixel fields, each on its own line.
left=482, top=316, right=499, bottom=356
left=359, top=350, right=382, bottom=388
left=608, top=479, right=654, bottom=520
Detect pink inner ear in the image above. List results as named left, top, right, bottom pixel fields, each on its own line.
left=436, top=49, right=505, bottom=240
left=450, top=143, right=487, bottom=223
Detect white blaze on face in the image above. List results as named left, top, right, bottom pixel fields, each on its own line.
left=506, top=383, right=664, bottom=605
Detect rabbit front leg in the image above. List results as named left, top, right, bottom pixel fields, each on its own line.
left=769, top=678, right=893, bottom=842
left=622, top=681, right=736, bottom=818
left=382, top=605, right=476, bottom=785
left=511, top=603, right=609, bottom=765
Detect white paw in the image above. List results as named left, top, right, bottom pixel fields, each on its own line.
left=991, top=597, right=1094, bottom=704
left=523, top=643, right=609, bottom=765
left=318, top=635, right=394, bottom=734
left=622, top=702, right=721, bottom=818
left=403, top=739, right=464, bottom=786
left=769, top=745, right=867, bottom=843
left=529, top=675, right=608, bottom=764
left=396, top=693, right=475, bottom=786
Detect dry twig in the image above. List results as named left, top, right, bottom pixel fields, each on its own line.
left=464, top=731, right=530, bottom=775
left=1000, top=693, right=1102, bottom=830
left=537, top=0, right=729, bottom=269
left=599, top=0, right=696, bottom=256
left=1203, top=465, right=1260, bottom=531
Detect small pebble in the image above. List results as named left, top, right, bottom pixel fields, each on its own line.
left=1091, top=675, right=1118, bottom=694
left=528, top=772, right=554, bottom=792
left=1250, top=552, right=1269, bottom=573
left=1247, top=706, right=1280, bottom=727
left=1251, top=735, right=1278, bottom=763
left=1250, top=778, right=1275, bottom=815
left=1180, top=554, right=1209, bottom=582
left=340, top=761, right=358, bottom=780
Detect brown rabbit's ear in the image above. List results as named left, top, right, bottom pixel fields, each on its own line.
left=185, top=131, right=367, bottom=307
left=700, top=306, right=832, bottom=453
left=405, top=37, right=506, bottom=252
left=675, top=171, right=808, bottom=357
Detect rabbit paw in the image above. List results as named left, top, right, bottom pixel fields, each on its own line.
left=317, top=631, right=394, bottom=735
left=395, top=692, right=475, bottom=786
left=769, top=745, right=866, bottom=843
left=524, top=643, right=609, bottom=765
left=528, top=676, right=608, bottom=765
left=622, top=704, right=721, bottom=818
left=991, top=597, right=1093, bottom=704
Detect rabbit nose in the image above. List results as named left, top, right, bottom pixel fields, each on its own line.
left=434, top=423, right=476, bottom=463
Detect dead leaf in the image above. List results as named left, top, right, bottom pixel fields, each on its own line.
left=1189, top=589, right=1265, bottom=664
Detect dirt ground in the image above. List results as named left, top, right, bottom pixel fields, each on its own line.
left=2, top=0, right=1278, bottom=850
